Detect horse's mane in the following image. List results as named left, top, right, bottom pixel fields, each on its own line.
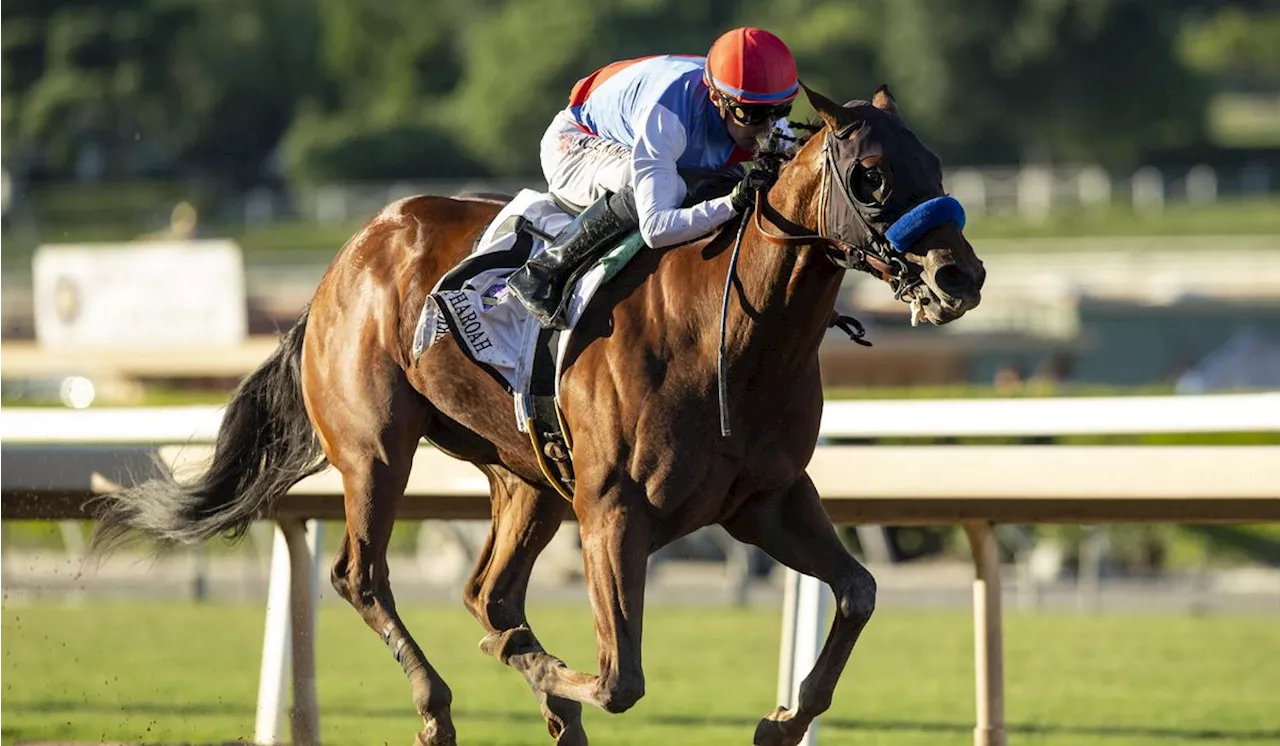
left=703, top=120, right=823, bottom=246
left=752, top=120, right=822, bottom=177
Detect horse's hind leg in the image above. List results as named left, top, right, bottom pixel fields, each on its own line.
left=722, top=474, right=877, bottom=746
left=463, top=466, right=586, bottom=745
left=310, top=372, right=456, bottom=745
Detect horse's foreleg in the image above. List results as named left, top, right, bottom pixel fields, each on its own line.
left=463, top=467, right=586, bottom=744
left=503, top=484, right=652, bottom=716
left=722, top=473, right=877, bottom=746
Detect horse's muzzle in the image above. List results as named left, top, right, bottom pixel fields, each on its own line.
left=914, top=227, right=985, bottom=324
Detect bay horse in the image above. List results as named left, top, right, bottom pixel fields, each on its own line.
left=91, top=85, right=984, bottom=746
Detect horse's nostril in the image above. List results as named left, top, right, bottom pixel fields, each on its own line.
left=934, top=265, right=973, bottom=297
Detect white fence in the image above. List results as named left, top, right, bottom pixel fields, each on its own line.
left=2, top=393, right=1278, bottom=746
left=6, top=391, right=1278, bottom=444
left=945, top=163, right=1275, bottom=220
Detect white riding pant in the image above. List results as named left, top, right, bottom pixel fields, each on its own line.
left=539, top=109, right=633, bottom=212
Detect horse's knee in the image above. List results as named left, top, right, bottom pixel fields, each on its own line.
left=596, top=670, right=645, bottom=714
left=837, top=565, right=877, bottom=626
left=462, top=586, right=522, bottom=633
left=330, top=548, right=381, bottom=611
left=460, top=578, right=484, bottom=620
left=330, top=552, right=354, bottom=603
left=796, top=679, right=834, bottom=717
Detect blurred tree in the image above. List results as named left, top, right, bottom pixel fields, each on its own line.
left=2, top=0, right=1226, bottom=185
left=437, top=0, right=1213, bottom=173
left=279, top=111, right=484, bottom=183
left=2, top=0, right=198, bottom=180
left=277, top=0, right=481, bottom=182
left=1180, top=4, right=1280, bottom=89
left=439, top=0, right=609, bottom=175
left=169, top=0, right=325, bottom=186
left=2, top=0, right=324, bottom=187
left=878, top=0, right=1208, bottom=165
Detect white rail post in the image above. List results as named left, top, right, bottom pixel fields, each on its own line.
left=254, top=519, right=325, bottom=745
left=964, top=522, right=1007, bottom=746
left=254, top=523, right=293, bottom=744
left=777, top=567, right=830, bottom=746
left=776, top=569, right=798, bottom=708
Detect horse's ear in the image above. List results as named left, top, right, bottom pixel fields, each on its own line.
left=802, top=82, right=854, bottom=132
left=872, top=84, right=898, bottom=115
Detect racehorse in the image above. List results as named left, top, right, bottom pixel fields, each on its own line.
left=91, top=85, right=984, bottom=746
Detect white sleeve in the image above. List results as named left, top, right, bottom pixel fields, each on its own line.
left=630, top=103, right=738, bottom=249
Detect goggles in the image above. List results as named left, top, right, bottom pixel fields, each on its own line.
left=726, top=100, right=793, bottom=126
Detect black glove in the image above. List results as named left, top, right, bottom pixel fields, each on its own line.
left=681, top=166, right=744, bottom=205
left=729, top=168, right=775, bottom=213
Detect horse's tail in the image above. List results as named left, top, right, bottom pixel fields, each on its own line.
left=89, top=309, right=328, bottom=555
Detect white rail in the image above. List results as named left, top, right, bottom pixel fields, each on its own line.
left=4, top=391, right=1277, bottom=444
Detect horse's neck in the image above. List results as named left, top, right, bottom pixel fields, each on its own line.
left=725, top=156, right=842, bottom=370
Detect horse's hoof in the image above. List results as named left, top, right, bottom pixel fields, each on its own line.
left=753, top=705, right=805, bottom=746
left=415, top=719, right=458, bottom=746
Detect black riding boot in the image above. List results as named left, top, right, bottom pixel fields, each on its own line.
left=507, top=194, right=635, bottom=330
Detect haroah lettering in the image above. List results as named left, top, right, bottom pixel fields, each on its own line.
left=467, top=328, right=493, bottom=352
left=443, top=291, right=495, bottom=354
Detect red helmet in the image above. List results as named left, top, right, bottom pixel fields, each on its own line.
left=704, top=27, right=799, bottom=106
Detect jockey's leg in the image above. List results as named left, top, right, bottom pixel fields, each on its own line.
left=506, top=112, right=638, bottom=329
left=538, top=110, right=632, bottom=211
left=508, top=189, right=637, bottom=330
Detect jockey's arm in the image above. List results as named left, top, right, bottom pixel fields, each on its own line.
left=630, top=104, right=739, bottom=249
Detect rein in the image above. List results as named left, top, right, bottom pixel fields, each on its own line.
left=714, top=131, right=861, bottom=437
left=716, top=207, right=752, bottom=437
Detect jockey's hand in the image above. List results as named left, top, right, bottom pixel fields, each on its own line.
left=730, top=168, right=775, bottom=213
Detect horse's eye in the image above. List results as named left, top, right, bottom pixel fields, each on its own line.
left=851, top=166, right=888, bottom=205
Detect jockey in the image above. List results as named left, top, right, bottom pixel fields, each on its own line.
left=507, top=27, right=800, bottom=329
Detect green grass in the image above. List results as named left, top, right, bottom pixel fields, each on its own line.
left=963, top=198, right=1280, bottom=241
left=227, top=220, right=369, bottom=255
left=2, top=603, right=1277, bottom=745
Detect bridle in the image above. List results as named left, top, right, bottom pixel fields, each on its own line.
left=716, top=119, right=966, bottom=437
left=750, top=126, right=925, bottom=302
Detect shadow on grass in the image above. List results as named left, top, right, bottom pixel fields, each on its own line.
left=6, top=700, right=1278, bottom=742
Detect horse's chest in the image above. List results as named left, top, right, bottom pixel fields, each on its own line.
left=739, top=441, right=811, bottom=492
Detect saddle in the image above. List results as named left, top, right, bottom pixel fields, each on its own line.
left=413, top=190, right=645, bottom=499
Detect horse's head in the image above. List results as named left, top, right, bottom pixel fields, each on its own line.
left=799, top=84, right=985, bottom=325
